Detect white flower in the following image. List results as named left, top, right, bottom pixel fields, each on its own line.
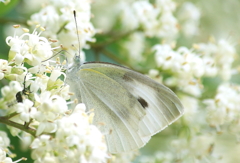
left=15, top=99, right=36, bottom=122
left=215, top=40, right=236, bottom=80
left=31, top=104, right=107, bottom=163
left=119, top=2, right=139, bottom=30
left=181, top=96, right=199, bottom=124
left=34, top=91, right=68, bottom=122
left=29, top=75, right=48, bottom=93
left=133, top=1, right=160, bottom=31
left=36, top=121, right=57, bottom=136
left=170, top=134, right=216, bottom=162
left=29, top=6, right=60, bottom=36
left=31, top=91, right=68, bottom=135
left=194, top=39, right=236, bottom=81
left=55, top=85, right=70, bottom=100
left=204, top=83, right=240, bottom=128
left=122, top=32, right=145, bottom=63
left=171, top=138, right=188, bottom=153
left=0, top=81, right=22, bottom=113
left=19, top=133, right=32, bottom=151
left=177, top=2, right=201, bottom=36
left=181, top=78, right=202, bottom=97
left=0, top=149, right=13, bottom=163
left=177, top=47, right=205, bottom=78
left=6, top=26, right=53, bottom=66
left=190, top=135, right=214, bottom=156
left=156, top=0, right=176, bottom=12
left=49, top=69, right=62, bottom=82
left=116, top=0, right=178, bottom=39
left=110, top=151, right=138, bottom=163
left=158, top=12, right=178, bottom=40
left=0, top=131, right=10, bottom=149
left=0, top=59, right=11, bottom=80
left=1, top=81, right=22, bottom=100
left=202, top=57, right=218, bottom=76
left=153, top=44, right=181, bottom=70
left=28, top=0, right=95, bottom=63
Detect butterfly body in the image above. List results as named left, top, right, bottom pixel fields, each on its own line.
left=66, top=56, right=184, bottom=153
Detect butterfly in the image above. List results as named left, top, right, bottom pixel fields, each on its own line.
left=65, top=54, right=184, bottom=153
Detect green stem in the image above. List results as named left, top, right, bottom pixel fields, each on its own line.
left=89, top=29, right=143, bottom=70
left=100, top=48, right=134, bottom=69
left=56, top=21, right=69, bottom=35
left=24, top=119, right=33, bottom=128
left=5, top=112, right=19, bottom=119
left=0, top=116, right=36, bottom=137
left=90, top=28, right=140, bottom=49
left=0, top=18, right=28, bottom=26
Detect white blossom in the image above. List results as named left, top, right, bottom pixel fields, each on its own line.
left=122, top=32, right=145, bottom=63
left=204, top=83, right=240, bottom=128
left=0, top=131, right=10, bottom=149
left=177, top=2, right=201, bottom=36
left=6, top=26, right=53, bottom=66
left=153, top=44, right=208, bottom=96
left=0, top=59, right=11, bottom=80
left=31, top=104, right=107, bottom=163
left=194, top=39, right=236, bottom=81
left=34, top=91, right=68, bottom=122
left=0, top=81, right=22, bottom=114
left=0, top=149, right=13, bottom=163
left=28, top=0, right=95, bottom=63
left=15, top=99, right=36, bottom=122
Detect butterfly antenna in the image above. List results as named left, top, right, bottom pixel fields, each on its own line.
left=41, top=50, right=64, bottom=62
left=73, top=10, right=81, bottom=57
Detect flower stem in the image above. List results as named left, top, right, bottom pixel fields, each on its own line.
left=90, top=28, right=140, bottom=48
left=0, top=18, right=28, bottom=26
left=0, top=116, right=36, bottom=137
left=100, top=48, right=134, bottom=69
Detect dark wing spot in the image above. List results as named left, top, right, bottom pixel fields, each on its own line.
left=138, top=97, right=148, bottom=109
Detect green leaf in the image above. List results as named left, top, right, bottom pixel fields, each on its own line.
left=0, top=0, right=19, bottom=16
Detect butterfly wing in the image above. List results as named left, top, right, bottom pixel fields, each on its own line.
left=67, top=62, right=184, bottom=153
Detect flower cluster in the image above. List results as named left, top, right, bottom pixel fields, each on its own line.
left=177, top=2, right=201, bottom=36
left=204, top=84, right=240, bottom=132
left=91, top=0, right=201, bottom=67
left=152, top=38, right=235, bottom=97
left=31, top=104, right=107, bottom=163
left=0, top=25, right=108, bottom=163
left=195, top=39, right=236, bottom=81
left=0, top=131, right=26, bottom=163
left=100, top=0, right=178, bottom=40
left=6, top=25, right=53, bottom=66
left=27, top=0, right=95, bottom=63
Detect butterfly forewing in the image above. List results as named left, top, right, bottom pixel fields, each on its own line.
left=66, top=61, right=184, bottom=153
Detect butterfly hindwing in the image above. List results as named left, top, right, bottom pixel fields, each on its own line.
left=75, top=63, right=150, bottom=153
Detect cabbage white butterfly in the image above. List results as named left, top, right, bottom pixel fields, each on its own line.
left=65, top=11, right=184, bottom=153
left=66, top=55, right=184, bottom=153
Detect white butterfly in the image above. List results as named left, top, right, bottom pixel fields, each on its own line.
left=66, top=55, right=184, bottom=153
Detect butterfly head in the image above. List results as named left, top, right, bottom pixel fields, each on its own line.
left=67, top=54, right=82, bottom=74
